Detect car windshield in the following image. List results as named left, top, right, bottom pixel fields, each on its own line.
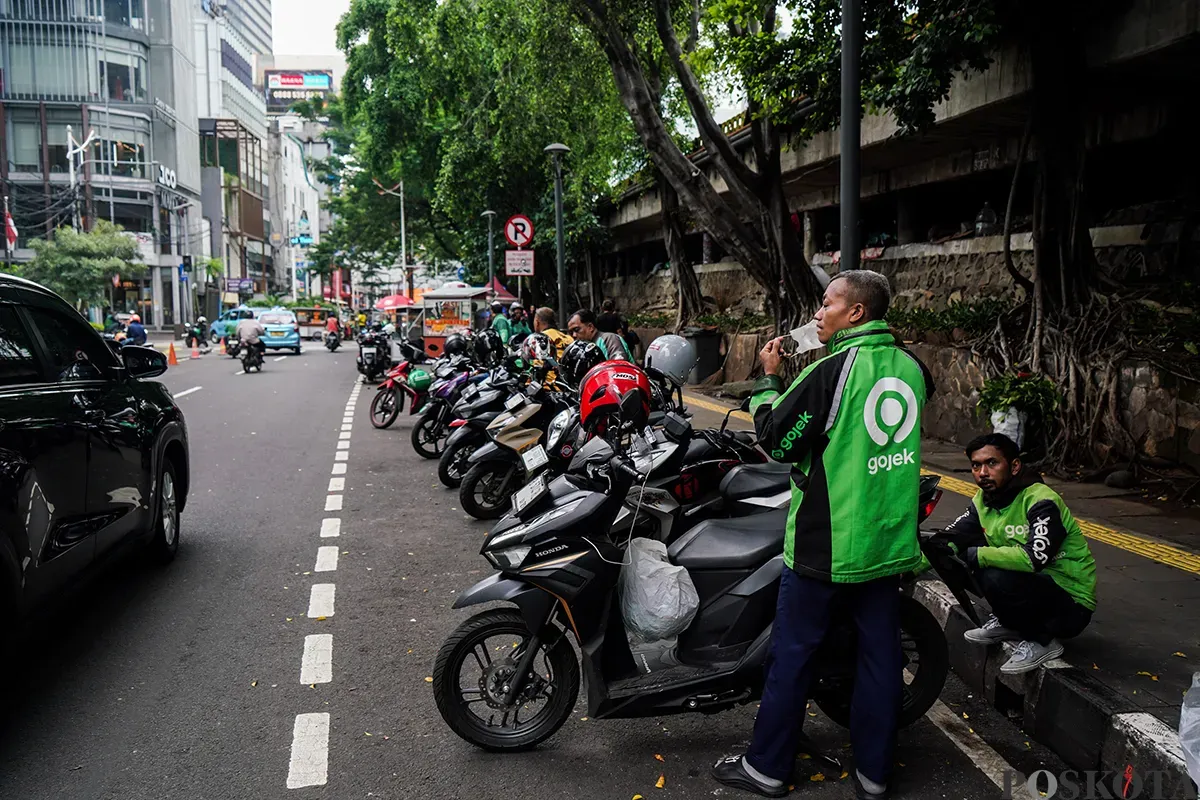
left=260, top=313, right=294, bottom=325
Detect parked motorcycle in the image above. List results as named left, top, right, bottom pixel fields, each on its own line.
left=357, top=327, right=393, bottom=382
left=432, top=429, right=952, bottom=753
left=437, top=369, right=525, bottom=488
left=410, top=359, right=480, bottom=459
left=369, top=343, right=435, bottom=429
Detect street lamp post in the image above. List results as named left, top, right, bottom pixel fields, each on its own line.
left=544, top=143, right=570, bottom=325
left=481, top=209, right=496, bottom=298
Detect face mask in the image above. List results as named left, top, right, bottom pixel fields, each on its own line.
left=788, top=320, right=823, bottom=355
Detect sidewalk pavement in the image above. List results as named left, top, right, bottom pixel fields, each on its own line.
left=682, top=390, right=1197, bottom=787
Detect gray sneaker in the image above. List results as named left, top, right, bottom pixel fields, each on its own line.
left=1000, top=639, right=1065, bottom=674
left=963, top=615, right=1020, bottom=645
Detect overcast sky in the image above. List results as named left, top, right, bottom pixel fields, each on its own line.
left=273, top=0, right=352, bottom=56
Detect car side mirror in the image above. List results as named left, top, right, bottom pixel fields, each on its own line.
left=122, top=345, right=169, bottom=379
left=106, top=339, right=123, bottom=360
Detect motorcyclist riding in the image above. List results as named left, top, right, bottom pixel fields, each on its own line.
left=234, top=309, right=266, bottom=361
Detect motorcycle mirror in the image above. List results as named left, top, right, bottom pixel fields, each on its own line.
left=739, top=396, right=751, bottom=413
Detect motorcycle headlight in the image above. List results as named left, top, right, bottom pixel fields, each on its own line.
left=486, top=545, right=530, bottom=570
left=546, top=409, right=573, bottom=451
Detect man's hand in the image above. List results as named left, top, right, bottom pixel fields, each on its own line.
left=759, top=336, right=785, bottom=376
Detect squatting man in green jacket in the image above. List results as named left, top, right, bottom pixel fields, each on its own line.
left=713, top=270, right=934, bottom=800
left=930, top=433, right=1097, bottom=674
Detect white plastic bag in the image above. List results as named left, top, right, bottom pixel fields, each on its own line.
left=1182, top=672, right=1200, bottom=787
left=619, top=538, right=700, bottom=644
left=990, top=407, right=1029, bottom=449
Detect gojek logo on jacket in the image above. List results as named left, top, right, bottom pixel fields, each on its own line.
left=864, top=377, right=919, bottom=475
left=772, top=411, right=814, bottom=459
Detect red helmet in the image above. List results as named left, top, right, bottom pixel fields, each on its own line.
left=579, top=361, right=652, bottom=432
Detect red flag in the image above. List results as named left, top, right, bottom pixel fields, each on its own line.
left=4, top=209, right=17, bottom=250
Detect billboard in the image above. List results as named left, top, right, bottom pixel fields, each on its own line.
left=264, top=70, right=334, bottom=113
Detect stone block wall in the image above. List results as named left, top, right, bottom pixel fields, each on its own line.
left=909, top=343, right=993, bottom=445
left=601, top=263, right=767, bottom=315
left=1120, top=361, right=1200, bottom=472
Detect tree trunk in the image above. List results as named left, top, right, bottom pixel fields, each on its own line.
left=573, top=0, right=824, bottom=328
left=661, top=178, right=703, bottom=329
left=1028, top=4, right=1096, bottom=312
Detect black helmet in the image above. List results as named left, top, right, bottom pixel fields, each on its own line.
left=475, top=329, right=503, bottom=366
left=444, top=333, right=468, bottom=357
left=558, top=340, right=604, bottom=388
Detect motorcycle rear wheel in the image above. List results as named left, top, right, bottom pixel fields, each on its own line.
left=433, top=609, right=578, bottom=752
left=814, top=596, right=949, bottom=730
left=370, top=388, right=402, bottom=429
left=410, top=411, right=446, bottom=459
left=437, top=438, right=478, bottom=488
left=459, top=461, right=518, bottom=520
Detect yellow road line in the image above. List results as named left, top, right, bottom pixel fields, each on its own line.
left=685, top=392, right=1200, bottom=576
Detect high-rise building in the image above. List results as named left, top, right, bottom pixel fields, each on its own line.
left=0, top=0, right=204, bottom=329
left=222, top=0, right=270, bottom=60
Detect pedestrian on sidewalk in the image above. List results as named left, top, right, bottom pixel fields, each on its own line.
left=929, top=433, right=1097, bottom=674
left=712, top=270, right=933, bottom=800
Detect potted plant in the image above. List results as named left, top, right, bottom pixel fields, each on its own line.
left=977, top=372, right=1060, bottom=448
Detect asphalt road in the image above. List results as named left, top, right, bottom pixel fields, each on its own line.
left=0, top=347, right=1067, bottom=799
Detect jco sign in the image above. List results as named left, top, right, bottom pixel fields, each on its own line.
left=157, top=165, right=177, bottom=190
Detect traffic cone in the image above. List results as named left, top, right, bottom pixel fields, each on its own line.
left=219, top=337, right=227, bottom=355
left=167, top=342, right=179, bottom=366
left=190, top=341, right=200, bottom=360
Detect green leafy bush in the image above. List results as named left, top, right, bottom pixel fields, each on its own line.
left=886, top=299, right=1008, bottom=337
left=978, top=373, right=1060, bottom=420
left=627, top=312, right=673, bottom=328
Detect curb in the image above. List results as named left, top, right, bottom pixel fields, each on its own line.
left=912, top=579, right=1196, bottom=792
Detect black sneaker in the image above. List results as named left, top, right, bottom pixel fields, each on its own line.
left=711, top=756, right=790, bottom=798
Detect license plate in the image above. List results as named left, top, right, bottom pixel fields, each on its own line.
left=512, top=472, right=549, bottom=515
left=462, top=386, right=480, bottom=402
left=521, top=444, right=549, bottom=472
left=504, top=394, right=524, bottom=411
left=270, top=330, right=285, bottom=337
left=361, top=346, right=376, bottom=356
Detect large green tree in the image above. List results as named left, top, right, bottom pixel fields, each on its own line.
left=18, top=221, right=143, bottom=307
left=334, top=0, right=639, bottom=307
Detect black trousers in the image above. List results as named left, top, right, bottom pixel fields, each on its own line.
left=974, top=567, right=1092, bottom=646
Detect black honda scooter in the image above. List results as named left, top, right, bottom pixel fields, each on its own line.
left=432, top=396, right=955, bottom=754
left=438, top=367, right=526, bottom=488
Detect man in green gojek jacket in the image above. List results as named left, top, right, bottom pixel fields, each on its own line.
left=929, top=432, right=1096, bottom=676
left=713, top=270, right=933, bottom=800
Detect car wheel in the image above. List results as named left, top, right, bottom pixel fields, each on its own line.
left=294, top=346, right=302, bottom=355
left=149, top=459, right=181, bottom=564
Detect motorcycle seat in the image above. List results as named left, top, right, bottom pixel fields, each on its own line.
left=719, top=462, right=793, bottom=502
left=668, top=507, right=788, bottom=570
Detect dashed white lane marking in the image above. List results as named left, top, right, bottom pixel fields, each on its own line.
left=274, top=356, right=287, bottom=362
left=324, top=495, right=343, bottom=512
left=320, top=518, right=341, bottom=538
left=336, top=441, right=350, bottom=450
left=300, top=634, right=333, bottom=684
left=331, top=463, right=347, bottom=475
left=307, top=584, right=335, bottom=617
left=338, top=431, right=352, bottom=440
left=286, top=713, right=330, bottom=788
left=315, top=546, right=339, bottom=572
left=174, top=386, right=203, bottom=398
left=328, top=477, right=345, bottom=492
left=340, top=424, right=353, bottom=431
left=925, top=698, right=1033, bottom=798
left=235, top=370, right=245, bottom=376
left=335, top=451, right=349, bottom=462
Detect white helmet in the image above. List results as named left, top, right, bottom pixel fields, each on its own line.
left=383, top=323, right=396, bottom=335
left=644, top=334, right=696, bottom=387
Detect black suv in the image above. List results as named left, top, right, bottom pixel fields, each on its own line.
left=0, top=273, right=189, bottom=647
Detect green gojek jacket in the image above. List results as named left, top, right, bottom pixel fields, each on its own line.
left=491, top=314, right=512, bottom=345
left=938, top=474, right=1097, bottom=610
left=751, top=320, right=935, bottom=583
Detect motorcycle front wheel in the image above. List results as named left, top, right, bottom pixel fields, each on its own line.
left=814, top=595, right=949, bottom=729
left=433, top=609, right=578, bottom=752
left=459, top=461, right=519, bottom=520
left=370, top=388, right=402, bottom=429
left=437, top=437, right=479, bottom=488
left=410, top=409, right=447, bottom=459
